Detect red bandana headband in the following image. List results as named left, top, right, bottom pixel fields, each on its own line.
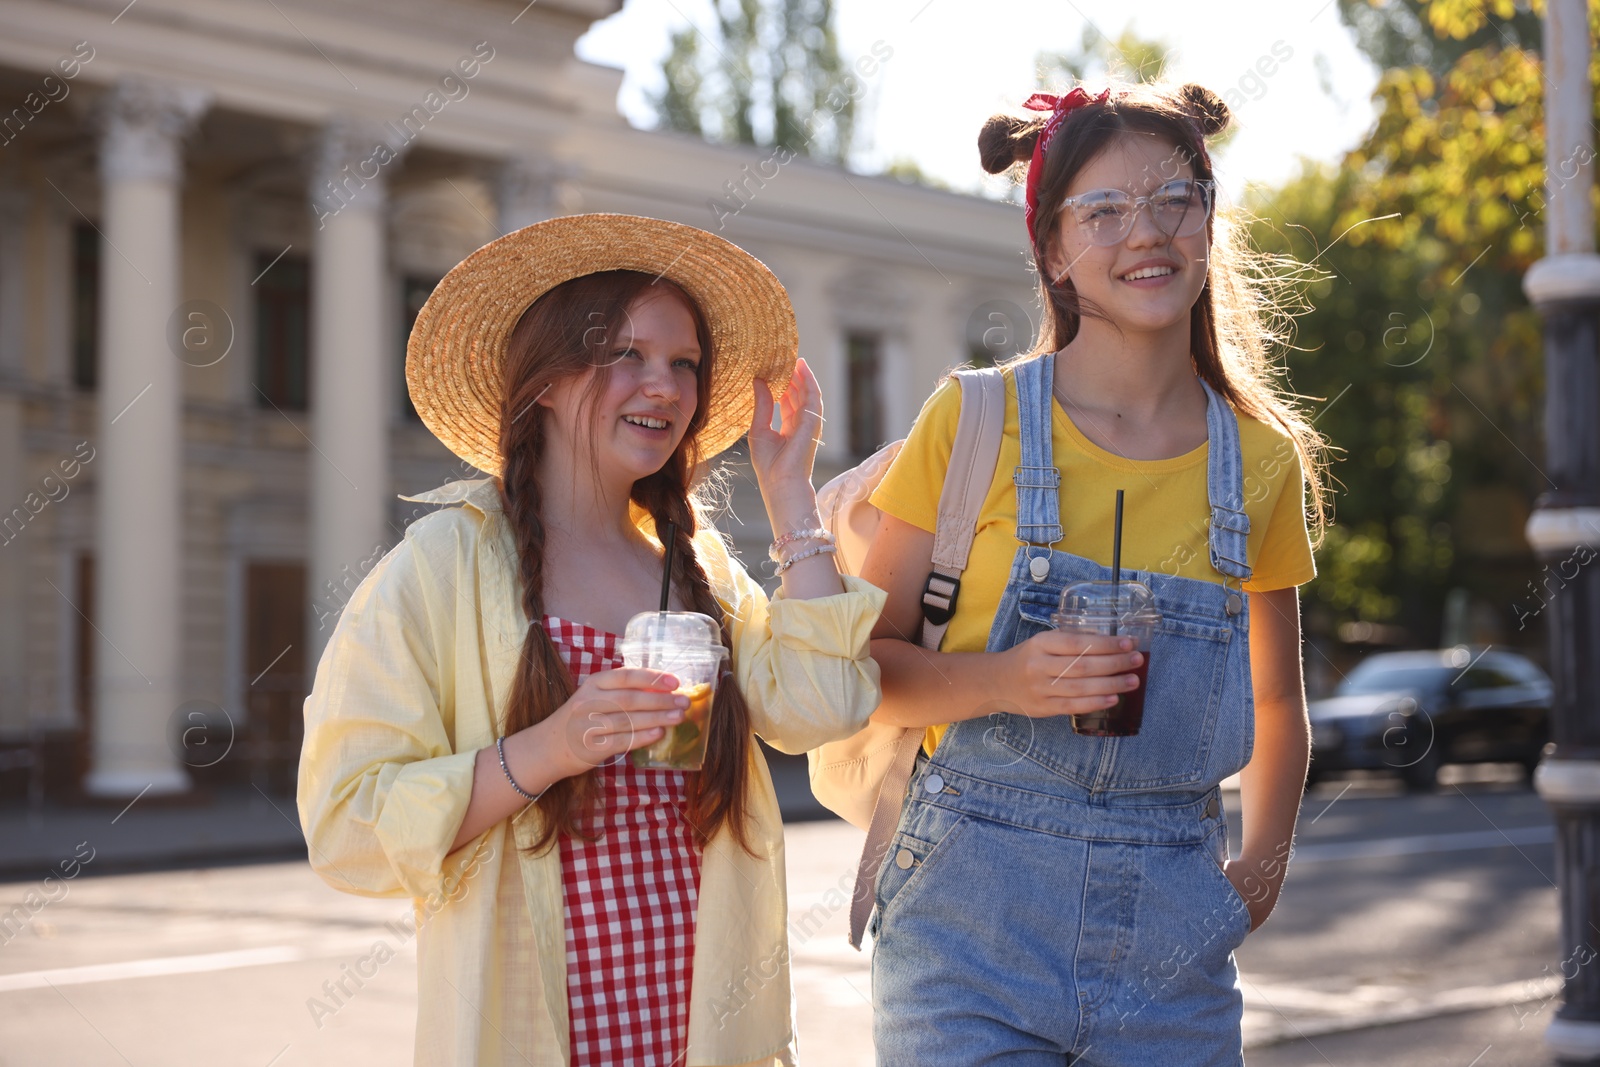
left=1021, top=87, right=1112, bottom=246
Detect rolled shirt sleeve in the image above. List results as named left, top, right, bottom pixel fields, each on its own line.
left=699, top=531, right=887, bottom=754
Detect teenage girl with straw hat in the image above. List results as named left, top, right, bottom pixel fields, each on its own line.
left=297, top=214, right=885, bottom=1066
left=860, top=81, right=1330, bottom=1064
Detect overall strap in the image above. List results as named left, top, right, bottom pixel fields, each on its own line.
left=1200, top=377, right=1252, bottom=583
left=1012, top=352, right=1063, bottom=547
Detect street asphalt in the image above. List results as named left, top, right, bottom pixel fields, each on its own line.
left=0, top=761, right=1566, bottom=1065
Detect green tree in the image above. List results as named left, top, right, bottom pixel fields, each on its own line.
left=654, top=27, right=705, bottom=138
left=1037, top=25, right=1171, bottom=89
left=1335, top=0, right=1540, bottom=78
left=881, top=157, right=951, bottom=189
left=1269, top=0, right=1600, bottom=647
left=651, top=0, right=858, bottom=165
left=1249, top=166, right=1469, bottom=638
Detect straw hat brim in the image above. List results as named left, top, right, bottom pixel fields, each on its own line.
left=406, top=213, right=798, bottom=477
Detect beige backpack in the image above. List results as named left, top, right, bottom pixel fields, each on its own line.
left=809, top=366, right=1006, bottom=948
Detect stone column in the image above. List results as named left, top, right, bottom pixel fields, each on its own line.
left=0, top=191, right=29, bottom=736
left=85, top=79, right=209, bottom=798
left=307, top=119, right=407, bottom=663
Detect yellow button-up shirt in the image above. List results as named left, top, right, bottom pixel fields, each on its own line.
left=297, top=478, right=886, bottom=1066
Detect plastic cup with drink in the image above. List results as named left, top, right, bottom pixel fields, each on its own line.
left=1053, top=580, right=1161, bottom=736
left=1050, top=489, right=1163, bottom=737
left=619, top=609, right=727, bottom=770
left=618, top=521, right=726, bottom=771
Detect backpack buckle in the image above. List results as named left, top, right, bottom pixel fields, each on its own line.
left=921, top=572, right=960, bottom=626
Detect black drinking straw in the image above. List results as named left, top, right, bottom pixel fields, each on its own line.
left=1110, top=489, right=1125, bottom=636
left=659, top=522, right=677, bottom=612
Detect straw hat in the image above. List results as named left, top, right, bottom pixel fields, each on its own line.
left=406, top=213, right=798, bottom=476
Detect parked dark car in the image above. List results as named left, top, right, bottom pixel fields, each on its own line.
left=1307, top=647, right=1551, bottom=790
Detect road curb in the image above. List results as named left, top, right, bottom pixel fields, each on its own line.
left=0, top=842, right=308, bottom=883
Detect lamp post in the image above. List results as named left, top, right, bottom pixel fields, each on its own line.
left=1525, top=0, right=1600, bottom=1059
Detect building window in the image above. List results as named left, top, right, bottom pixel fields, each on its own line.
left=254, top=252, right=310, bottom=410
left=846, top=331, right=884, bottom=459
left=72, top=225, right=98, bottom=391
left=74, top=552, right=94, bottom=745
left=400, top=276, right=437, bottom=422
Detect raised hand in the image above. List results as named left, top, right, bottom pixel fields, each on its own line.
left=748, top=357, right=825, bottom=534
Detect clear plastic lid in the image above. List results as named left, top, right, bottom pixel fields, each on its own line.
left=619, top=611, right=728, bottom=666
left=1055, top=580, right=1162, bottom=625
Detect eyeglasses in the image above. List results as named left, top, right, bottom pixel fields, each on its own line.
left=1058, top=179, right=1215, bottom=247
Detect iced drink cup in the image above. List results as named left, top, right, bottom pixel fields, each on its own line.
left=620, top=610, right=727, bottom=771
left=1053, top=580, right=1161, bottom=737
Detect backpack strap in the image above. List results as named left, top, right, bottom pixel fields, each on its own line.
left=847, top=366, right=1007, bottom=950
left=921, top=367, right=1008, bottom=650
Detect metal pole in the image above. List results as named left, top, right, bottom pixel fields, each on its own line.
left=1526, top=0, right=1600, bottom=1058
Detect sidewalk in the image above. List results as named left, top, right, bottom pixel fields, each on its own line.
left=0, top=777, right=1567, bottom=1066
left=0, top=748, right=828, bottom=880
left=1246, top=999, right=1555, bottom=1066
left=783, top=819, right=1563, bottom=1067
left=0, top=785, right=308, bottom=881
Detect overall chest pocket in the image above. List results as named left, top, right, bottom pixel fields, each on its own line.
left=1002, top=590, right=1235, bottom=792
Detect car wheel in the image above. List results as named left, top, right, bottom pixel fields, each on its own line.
left=1400, top=746, right=1442, bottom=792
left=1521, top=754, right=1542, bottom=784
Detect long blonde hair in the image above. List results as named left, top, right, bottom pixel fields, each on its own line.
left=979, top=79, right=1331, bottom=542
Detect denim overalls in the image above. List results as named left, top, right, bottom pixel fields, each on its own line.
left=871, top=352, right=1257, bottom=1066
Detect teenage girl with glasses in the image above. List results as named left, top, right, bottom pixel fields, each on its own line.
left=859, top=81, right=1330, bottom=1065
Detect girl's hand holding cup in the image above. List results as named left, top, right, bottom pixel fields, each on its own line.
left=999, top=629, right=1145, bottom=720
left=536, top=668, right=688, bottom=782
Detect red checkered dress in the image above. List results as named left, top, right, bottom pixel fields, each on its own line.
left=544, top=614, right=703, bottom=1067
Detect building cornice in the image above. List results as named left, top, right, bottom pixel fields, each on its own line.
left=1, top=0, right=1030, bottom=276
left=0, top=0, right=613, bottom=151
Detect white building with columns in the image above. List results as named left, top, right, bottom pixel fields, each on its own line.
left=0, top=0, right=1034, bottom=800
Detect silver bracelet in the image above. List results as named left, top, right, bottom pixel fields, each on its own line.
left=774, top=542, right=838, bottom=575
left=495, top=736, right=539, bottom=803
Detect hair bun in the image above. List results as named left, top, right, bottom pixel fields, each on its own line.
left=1177, top=83, right=1230, bottom=137
left=977, top=114, right=1043, bottom=175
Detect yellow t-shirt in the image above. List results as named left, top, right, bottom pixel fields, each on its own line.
left=869, top=366, right=1316, bottom=754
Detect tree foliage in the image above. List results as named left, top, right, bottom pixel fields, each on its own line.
left=1250, top=165, right=1485, bottom=638
left=881, top=157, right=951, bottom=189
left=1335, top=0, right=1541, bottom=77
left=650, top=0, right=857, bottom=165
left=655, top=27, right=705, bottom=138
left=1037, top=25, right=1171, bottom=90
left=1266, top=0, right=1600, bottom=647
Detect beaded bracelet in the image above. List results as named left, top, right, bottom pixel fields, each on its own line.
left=774, top=542, right=838, bottom=575
left=768, top=527, right=836, bottom=563
left=496, top=736, right=539, bottom=803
